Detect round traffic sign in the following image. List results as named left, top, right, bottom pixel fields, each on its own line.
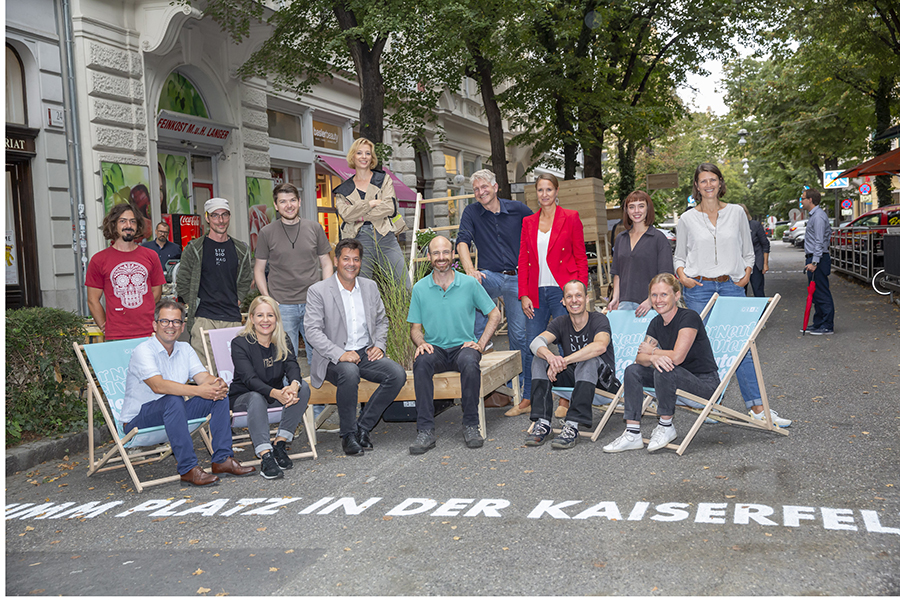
left=841, top=199, right=852, bottom=209
left=789, top=208, right=802, bottom=223
left=860, top=183, right=872, bottom=195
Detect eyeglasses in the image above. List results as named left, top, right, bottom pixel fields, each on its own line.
left=208, top=212, right=231, bottom=221
left=156, top=318, right=184, bottom=327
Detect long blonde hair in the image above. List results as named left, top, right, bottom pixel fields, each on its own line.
left=239, top=295, right=290, bottom=362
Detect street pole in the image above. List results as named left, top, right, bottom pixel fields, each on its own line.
left=834, top=189, right=840, bottom=226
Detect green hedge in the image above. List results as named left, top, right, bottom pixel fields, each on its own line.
left=5, top=307, right=88, bottom=443
left=774, top=224, right=789, bottom=240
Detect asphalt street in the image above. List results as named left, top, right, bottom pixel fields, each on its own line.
left=5, top=240, right=899, bottom=596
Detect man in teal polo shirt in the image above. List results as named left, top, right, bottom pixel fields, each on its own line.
left=407, top=236, right=501, bottom=454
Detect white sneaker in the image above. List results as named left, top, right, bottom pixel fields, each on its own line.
left=647, top=424, right=677, bottom=452
left=749, top=408, right=792, bottom=428
left=603, top=431, right=644, bottom=453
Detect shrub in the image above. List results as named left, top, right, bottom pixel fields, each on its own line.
left=5, top=307, right=88, bottom=443
left=775, top=224, right=788, bottom=240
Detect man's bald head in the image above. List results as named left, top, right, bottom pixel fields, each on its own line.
left=428, top=235, right=453, bottom=254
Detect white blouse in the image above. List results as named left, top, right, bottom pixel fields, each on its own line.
left=536, top=229, right=556, bottom=287
left=673, top=204, right=754, bottom=282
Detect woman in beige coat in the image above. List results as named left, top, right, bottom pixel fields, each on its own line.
left=333, top=138, right=410, bottom=290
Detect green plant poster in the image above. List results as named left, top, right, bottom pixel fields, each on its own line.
left=158, top=153, right=190, bottom=214
left=157, top=72, right=209, bottom=119
left=100, top=162, right=152, bottom=240
left=247, top=177, right=275, bottom=254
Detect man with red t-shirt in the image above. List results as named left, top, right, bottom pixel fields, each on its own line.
left=86, top=203, right=165, bottom=340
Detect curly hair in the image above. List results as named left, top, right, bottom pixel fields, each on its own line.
left=102, top=203, right=145, bottom=242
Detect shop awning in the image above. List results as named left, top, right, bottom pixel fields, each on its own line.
left=316, top=154, right=418, bottom=202
left=836, top=147, right=900, bottom=179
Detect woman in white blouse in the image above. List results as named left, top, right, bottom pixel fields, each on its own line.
left=673, top=163, right=791, bottom=427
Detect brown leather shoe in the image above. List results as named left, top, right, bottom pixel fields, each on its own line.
left=211, top=456, right=256, bottom=477
left=180, top=466, right=219, bottom=486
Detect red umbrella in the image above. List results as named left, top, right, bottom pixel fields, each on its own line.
left=802, top=279, right=816, bottom=335
left=835, top=147, right=900, bottom=179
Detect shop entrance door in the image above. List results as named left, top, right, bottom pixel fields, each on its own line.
left=6, top=160, right=40, bottom=307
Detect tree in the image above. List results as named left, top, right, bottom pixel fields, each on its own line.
left=196, top=0, right=459, bottom=152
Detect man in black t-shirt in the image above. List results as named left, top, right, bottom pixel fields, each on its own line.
left=525, top=280, right=615, bottom=450
left=177, top=198, right=252, bottom=360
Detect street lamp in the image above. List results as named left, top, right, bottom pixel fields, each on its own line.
left=738, top=128, right=748, bottom=146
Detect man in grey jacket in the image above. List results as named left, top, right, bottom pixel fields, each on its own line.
left=176, top=198, right=252, bottom=359
left=304, top=238, right=407, bottom=456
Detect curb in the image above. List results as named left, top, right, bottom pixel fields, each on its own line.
left=6, top=427, right=110, bottom=475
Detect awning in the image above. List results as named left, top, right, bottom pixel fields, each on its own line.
left=316, top=154, right=418, bottom=202
left=836, top=147, right=900, bottom=179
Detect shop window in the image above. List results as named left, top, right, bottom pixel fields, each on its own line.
left=315, top=171, right=342, bottom=246
left=463, top=160, right=476, bottom=178
left=6, top=46, right=26, bottom=125
left=444, top=154, right=458, bottom=176
left=312, top=120, right=342, bottom=151
left=267, top=109, right=303, bottom=143
left=158, top=71, right=209, bottom=119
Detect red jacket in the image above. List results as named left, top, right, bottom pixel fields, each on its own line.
left=517, top=206, right=588, bottom=308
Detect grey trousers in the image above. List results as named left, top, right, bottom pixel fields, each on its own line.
left=622, top=363, right=719, bottom=422
left=231, top=381, right=311, bottom=456
left=355, top=223, right=411, bottom=290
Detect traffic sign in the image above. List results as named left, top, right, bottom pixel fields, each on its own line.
left=789, top=208, right=802, bottom=222
left=824, top=170, right=849, bottom=189
left=842, top=199, right=852, bottom=210
left=687, top=194, right=695, bottom=207
left=859, top=183, right=872, bottom=195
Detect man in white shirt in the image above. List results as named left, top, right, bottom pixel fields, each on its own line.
left=304, top=238, right=407, bottom=456
left=122, top=298, right=255, bottom=486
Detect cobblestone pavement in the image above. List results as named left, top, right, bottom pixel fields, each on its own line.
left=5, top=241, right=899, bottom=596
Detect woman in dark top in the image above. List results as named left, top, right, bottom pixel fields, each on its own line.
left=608, top=190, right=674, bottom=316
left=231, top=295, right=310, bottom=479
left=603, top=273, right=720, bottom=454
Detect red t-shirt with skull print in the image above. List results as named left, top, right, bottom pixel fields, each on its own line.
left=85, top=246, right=165, bottom=340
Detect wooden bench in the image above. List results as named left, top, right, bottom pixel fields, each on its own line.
left=304, top=350, right=522, bottom=445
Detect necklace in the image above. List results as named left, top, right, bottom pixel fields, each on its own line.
left=280, top=220, right=300, bottom=249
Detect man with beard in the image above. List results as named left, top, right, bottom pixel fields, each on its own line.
left=407, top=236, right=501, bottom=454
left=177, top=198, right=252, bottom=359
left=86, top=203, right=165, bottom=340
left=141, top=221, right=182, bottom=269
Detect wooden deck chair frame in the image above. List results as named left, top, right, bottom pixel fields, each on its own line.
left=641, top=293, right=788, bottom=455
left=74, top=339, right=213, bottom=493
left=585, top=293, right=720, bottom=442
left=200, top=327, right=318, bottom=466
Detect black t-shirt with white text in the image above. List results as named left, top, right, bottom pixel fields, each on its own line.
left=546, top=311, right=615, bottom=370
left=195, top=237, right=241, bottom=322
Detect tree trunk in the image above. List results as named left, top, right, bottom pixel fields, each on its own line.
left=469, top=47, right=511, bottom=198
left=334, top=5, right=386, bottom=145
left=616, top=138, right=636, bottom=204
left=873, top=75, right=893, bottom=208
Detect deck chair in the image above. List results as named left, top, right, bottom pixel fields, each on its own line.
left=642, top=294, right=788, bottom=455
left=549, top=309, right=658, bottom=440
left=585, top=294, right=719, bottom=441
left=74, top=338, right=212, bottom=493
left=201, top=327, right=317, bottom=466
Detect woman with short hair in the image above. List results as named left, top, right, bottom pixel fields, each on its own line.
left=230, top=295, right=310, bottom=479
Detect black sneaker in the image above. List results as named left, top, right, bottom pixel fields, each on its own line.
left=259, top=452, right=284, bottom=479
left=272, top=440, right=293, bottom=470
left=525, top=421, right=552, bottom=446
left=464, top=425, right=484, bottom=448
left=550, top=423, right=579, bottom=449
left=409, top=429, right=436, bottom=455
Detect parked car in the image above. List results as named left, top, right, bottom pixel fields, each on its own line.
left=658, top=225, right=676, bottom=252
left=784, top=219, right=807, bottom=244
left=844, top=204, right=900, bottom=229
left=834, top=205, right=900, bottom=263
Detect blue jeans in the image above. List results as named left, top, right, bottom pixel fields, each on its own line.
left=682, top=278, right=762, bottom=409
left=523, top=285, right=567, bottom=400
left=279, top=303, right=307, bottom=366
left=806, top=253, right=834, bottom=331
left=474, top=271, right=528, bottom=394
left=617, top=301, right=641, bottom=312
left=125, top=395, right=233, bottom=475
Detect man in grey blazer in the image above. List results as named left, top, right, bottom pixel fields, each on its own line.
left=304, top=238, right=408, bottom=456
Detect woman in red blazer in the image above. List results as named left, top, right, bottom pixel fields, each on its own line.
left=509, top=174, right=588, bottom=417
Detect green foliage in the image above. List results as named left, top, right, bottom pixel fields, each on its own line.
left=371, top=249, right=430, bottom=371
left=5, top=308, right=89, bottom=443
left=240, top=289, right=261, bottom=313
left=775, top=224, right=789, bottom=239
left=160, top=153, right=190, bottom=214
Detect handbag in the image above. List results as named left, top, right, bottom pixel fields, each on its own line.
left=597, top=360, right=621, bottom=394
